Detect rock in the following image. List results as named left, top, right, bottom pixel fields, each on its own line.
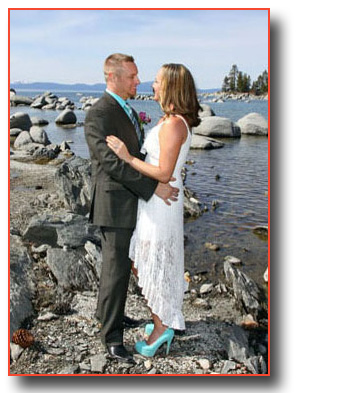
left=29, top=126, right=51, bottom=145
left=224, top=261, right=264, bottom=321
left=190, top=134, right=224, bottom=149
left=253, top=225, right=268, bottom=240
left=192, top=298, right=210, bottom=310
left=10, top=112, right=32, bottom=131
left=42, top=103, right=56, bottom=110
left=55, top=109, right=77, bottom=125
left=90, top=353, right=107, bottom=373
left=224, top=255, right=242, bottom=266
left=30, top=95, right=47, bottom=109
left=183, top=187, right=203, bottom=218
left=199, top=104, right=215, bottom=118
left=221, top=360, right=236, bottom=374
left=199, top=283, right=214, bottom=294
left=264, top=267, right=268, bottom=282
left=144, top=359, right=152, bottom=370
left=228, top=325, right=250, bottom=362
left=10, top=95, right=34, bottom=106
left=30, top=117, right=49, bottom=126
left=13, top=131, right=33, bottom=150
left=10, top=128, right=23, bottom=137
left=59, top=365, right=79, bottom=374
left=55, top=156, right=92, bottom=215
left=244, top=355, right=267, bottom=374
left=205, top=242, right=220, bottom=251
left=60, top=141, right=71, bottom=152
left=198, top=358, right=211, bottom=370
left=32, top=146, right=58, bottom=160
left=237, top=113, right=268, bottom=136
left=10, top=343, right=24, bottom=362
left=193, top=116, right=240, bottom=138
left=239, top=314, right=259, bottom=329
left=46, top=247, right=97, bottom=290
left=37, top=311, right=59, bottom=322
left=31, top=244, right=51, bottom=254
left=22, top=212, right=100, bottom=248
left=10, top=235, right=35, bottom=338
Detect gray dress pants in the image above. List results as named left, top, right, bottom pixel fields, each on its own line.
left=96, top=227, right=134, bottom=345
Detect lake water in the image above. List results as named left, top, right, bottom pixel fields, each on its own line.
left=10, top=91, right=268, bottom=287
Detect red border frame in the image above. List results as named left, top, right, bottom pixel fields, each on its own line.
left=8, top=7, right=270, bottom=377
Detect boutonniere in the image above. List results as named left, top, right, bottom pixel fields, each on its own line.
left=138, top=112, right=151, bottom=129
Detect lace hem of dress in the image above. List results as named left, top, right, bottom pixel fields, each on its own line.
left=129, top=234, right=187, bottom=330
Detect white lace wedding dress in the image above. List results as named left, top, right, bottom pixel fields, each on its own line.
left=129, top=115, right=191, bottom=330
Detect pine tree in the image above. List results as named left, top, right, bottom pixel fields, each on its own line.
left=228, top=64, right=239, bottom=92
left=221, top=76, right=230, bottom=92
left=237, top=72, right=251, bottom=92
left=252, top=70, right=268, bottom=95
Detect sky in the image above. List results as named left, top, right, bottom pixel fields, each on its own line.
left=9, top=9, right=268, bottom=89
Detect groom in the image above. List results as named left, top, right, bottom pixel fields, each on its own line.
left=84, top=53, right=178, bottom=362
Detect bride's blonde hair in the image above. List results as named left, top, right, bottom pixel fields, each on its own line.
left=159, top=64, right=201, bottom=128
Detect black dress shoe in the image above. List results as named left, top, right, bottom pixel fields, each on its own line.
left=107, top=344, right=134, bottom=363
left=174, top=329, right=186, bottom=336
left=123, top=315, right=140, bottom=328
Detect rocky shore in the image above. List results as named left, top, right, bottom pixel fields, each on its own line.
left=9, top=151, right=268, bottom=375
left=9, top=90, right=269, bottom=375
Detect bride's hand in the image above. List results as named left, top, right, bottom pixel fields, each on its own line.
left=106, top=135, right=131, bottom=162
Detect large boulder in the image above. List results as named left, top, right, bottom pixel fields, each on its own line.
left=10, top=112, right=32, bottom=131
left=13, top=131, right=33, bottom=150
left=10, top=128, right=23, bottom=138
left=199, top=104, right=215, bottom=118
left=237, top=113, right=268, bottom=136
left=190, top=134, right=224, bottom=149
left=30, top=95, right=47, bottom=109
left=10, top=95, right=34, bottom=106
left=228, top=325, right=267, bottom=374
left=55, top=156, right=92, bottom=215
left=46, top=247, right=97, bottom=291
left=10, top=235, right=35, bottom=338
left=30, top=117, right=49, bottom=126
left=224, top=261, right=265, bottom=321
left=22, top=212, right=100, bottom=248
left=29, top=126, right=51, bottom=145
left=193, top=116, right=241, bottom=138
left=55, top=109, right=77, bottom=125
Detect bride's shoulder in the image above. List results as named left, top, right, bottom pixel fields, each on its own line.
left=164, top=115, right=187, bottom=130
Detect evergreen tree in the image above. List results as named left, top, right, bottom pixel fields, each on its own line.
left=228, top=64, right=239, bottom=92
left=221, top=76, right=230, bottom=92
left=237, top=72, right=251, bottom=92
left=237, top=72, right=243, bottom=92
left=252, top=70, right=268, bottom=95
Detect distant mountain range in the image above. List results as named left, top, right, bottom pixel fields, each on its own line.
left=10, top=81, right=219, bottom=94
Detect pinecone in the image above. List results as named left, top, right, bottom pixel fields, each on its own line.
left=12, top=329, right=35, bottom=348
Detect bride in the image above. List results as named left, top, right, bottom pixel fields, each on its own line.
left=106, top=63, right=201, bottom=357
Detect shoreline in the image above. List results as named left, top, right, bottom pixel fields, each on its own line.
left=9, top=158, right=268, bottom=375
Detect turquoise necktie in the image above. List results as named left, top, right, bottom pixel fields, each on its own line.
left=125, top=103, right=142, bottom=147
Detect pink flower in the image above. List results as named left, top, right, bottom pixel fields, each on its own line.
left=138, top=111, right=151, bottom=125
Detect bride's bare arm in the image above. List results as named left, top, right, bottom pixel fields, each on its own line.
left=106, top=117, right=186, bottom=183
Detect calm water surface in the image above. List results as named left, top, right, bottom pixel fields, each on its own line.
left=11, top=91, right=268, bottom=287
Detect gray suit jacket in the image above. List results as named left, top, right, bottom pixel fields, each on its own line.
left=84, top=92, right=158, bottom=228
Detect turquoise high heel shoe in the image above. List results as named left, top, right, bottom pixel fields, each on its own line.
left=135, top=328, right=174, bottom=357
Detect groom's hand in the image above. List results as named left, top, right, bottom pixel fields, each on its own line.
left=155, top=179, right=179, bottom=206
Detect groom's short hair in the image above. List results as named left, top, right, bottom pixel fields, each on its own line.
left=104, top=53, right=135, bottom=82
